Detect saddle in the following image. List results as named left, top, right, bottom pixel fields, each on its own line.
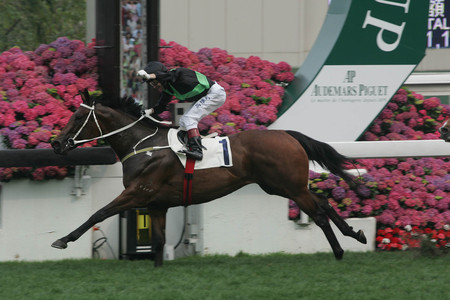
left=168, top=129, right=233, bottom=169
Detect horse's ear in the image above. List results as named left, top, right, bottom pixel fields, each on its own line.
left=80, top=89, right=92, bottom=105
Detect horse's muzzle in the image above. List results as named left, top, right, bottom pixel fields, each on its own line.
left=51, top=140, right=63, bottom=154
left=52, top=138, right=78, bottom=155
left=439, top=127, right=450, bottom=142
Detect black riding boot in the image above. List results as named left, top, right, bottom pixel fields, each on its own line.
left=184, top=128, right=206, bottom=160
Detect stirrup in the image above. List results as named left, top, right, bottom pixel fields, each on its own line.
left=178, top=144, right=203, bottom=160
left=178, top=136, right=205, bottom=160
left=184, top=148, right=203, bottom=160
left=189, top=136, right=207, bottom=150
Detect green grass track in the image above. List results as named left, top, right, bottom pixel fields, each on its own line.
left=0, top=251, right=448, bottom=300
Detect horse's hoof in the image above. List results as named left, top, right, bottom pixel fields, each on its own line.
left=357, top=230, right=367, bottom=244
left=334, top=249, right=344, bottom=260
left=51, top=239, right=68, bottom=249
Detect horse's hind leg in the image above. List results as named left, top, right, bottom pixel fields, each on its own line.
left=314, top=206, right=345, bottom=260
left=292, top=190, right=344, bottom=260
left=315, top=193, right=367, bottom=244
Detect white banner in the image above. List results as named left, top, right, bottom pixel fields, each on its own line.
left=271, top=65, right=416, bottom=142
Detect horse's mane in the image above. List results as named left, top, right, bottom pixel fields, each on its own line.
left=96, top=96, right=174, bottom=128
left=97, top=96, right=143, bottom=118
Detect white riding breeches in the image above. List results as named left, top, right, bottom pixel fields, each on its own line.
left=179, top=83, right=226, bottom=131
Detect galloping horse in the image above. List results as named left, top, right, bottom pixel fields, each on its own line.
left=51, top=90, right=366, bottom=266
left=440, top=119, right=450, bottom=142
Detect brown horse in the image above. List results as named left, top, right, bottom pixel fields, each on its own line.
left=439, top=118, right=450, bottom=142
left=51, top=90, right=366, bottom=267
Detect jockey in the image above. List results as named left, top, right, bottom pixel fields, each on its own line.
left=137, top=61, right=226, bottom=160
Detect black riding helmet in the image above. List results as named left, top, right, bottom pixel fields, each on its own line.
left=144, top=61, right=168, bottom=74
left=143, top=61, right=168, bottom=88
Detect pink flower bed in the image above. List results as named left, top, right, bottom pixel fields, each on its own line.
left=158, top=39, right=294, bottom=135
left=0, top=38, right=294, bottom=180
left=290, top=88, right=450, bottom=252
left=0, top=37, right=99, bottom=180
left=0, top=38, right=448, bottom=252
left=360, top=89, right=450, bottom=251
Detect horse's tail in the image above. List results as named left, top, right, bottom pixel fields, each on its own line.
left=285, top=130, right=356, bottom=186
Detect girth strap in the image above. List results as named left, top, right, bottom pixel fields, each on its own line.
left=121, top=146, right=170, bottom=163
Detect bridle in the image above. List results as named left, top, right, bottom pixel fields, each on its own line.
left=67, top=103, right=172, bottom=148
left=438, top=119, right=449, bottom=134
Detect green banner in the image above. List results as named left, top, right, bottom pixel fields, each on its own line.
left=327, top=0, right=427, bottom=65
left=272, top=0, right=429, bottom=142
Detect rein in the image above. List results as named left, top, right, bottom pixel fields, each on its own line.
left=68, top=104, right=172, bottom=154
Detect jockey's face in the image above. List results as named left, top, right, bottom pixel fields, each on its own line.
left=149, top=80, right=164, bottom=92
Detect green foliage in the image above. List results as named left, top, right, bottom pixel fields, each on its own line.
left=0, top=0, right=86, bottom=52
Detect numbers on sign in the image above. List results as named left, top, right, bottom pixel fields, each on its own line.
left=427, top=31, right=433, bottom=48
left=427, top=30, right=450, bottom=48
left=443, top=30, right=449, bottom=47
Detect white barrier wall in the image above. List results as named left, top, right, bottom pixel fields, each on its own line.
left=0, top=178, right=92, bottom=261
left=0, top=164, right=125, bottom=262
left=197, top=184, right=375, bottom=256
left=0, top=163, right=185, bottom=262
left=0, top=162, right=375, bottom=261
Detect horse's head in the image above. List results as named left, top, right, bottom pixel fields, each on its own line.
left=51, top=90, right=104, bottom=154
left=439, top=119, right=450, bottom=142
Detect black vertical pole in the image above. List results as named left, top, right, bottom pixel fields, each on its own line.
left=146, top=0, right=160, bottom=108
left=95, top=0, right=121, bottom=101
left=146, top=0, right=161, bottom=255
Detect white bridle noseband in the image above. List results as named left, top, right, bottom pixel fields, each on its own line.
left=67, top=103, right=172, bottom=147
left=439, top=119, right=449, bottom=132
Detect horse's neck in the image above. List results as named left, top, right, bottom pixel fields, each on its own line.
left=100, top=111, right=167, bottom=159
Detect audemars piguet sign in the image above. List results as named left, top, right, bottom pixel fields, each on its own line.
left=271, top=0, right=428, bottom=142
left=310, top=69, right=389, bottom=99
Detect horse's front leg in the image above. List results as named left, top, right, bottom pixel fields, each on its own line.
left=149, top=208, right=168, bottom=267
left=51, top=185, right=145, bottom=250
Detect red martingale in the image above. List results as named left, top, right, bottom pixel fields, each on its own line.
left=183, top=158, right=196, bottom=206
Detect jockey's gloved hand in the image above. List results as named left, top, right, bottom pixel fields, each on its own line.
left=143, top=108, right=163, bottom=121
left=152, top=103, right=165, bottom=115
left=143, top=108, right=172, bottom=126
left=143, top=108, right=154, bottom=116
left=137, top=70, right=151, bottom=82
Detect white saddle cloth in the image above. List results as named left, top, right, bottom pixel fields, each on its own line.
left=167, top=129, right=233, bottom=169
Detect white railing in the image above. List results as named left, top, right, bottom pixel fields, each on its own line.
left=329, top=140, right=450, bottom=159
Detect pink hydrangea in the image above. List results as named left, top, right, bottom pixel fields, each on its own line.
left=0, top=38, right=99, bottom=181
left=159, top=39, right=294, bottom=135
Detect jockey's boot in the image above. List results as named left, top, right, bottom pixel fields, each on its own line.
left=185, top=128, right=206, bottom=160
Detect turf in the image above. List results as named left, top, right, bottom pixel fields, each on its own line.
left=0, top=251, right=448, bottom=300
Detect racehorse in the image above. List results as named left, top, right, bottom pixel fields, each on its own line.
left=51, top=90, right=367, bottom=267
left=439, top=118, right=450, bottom=142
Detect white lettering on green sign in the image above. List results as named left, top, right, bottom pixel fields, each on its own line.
left=362, top=0, right=411, bottom=52
left=375, top=0, right=410, bottom=13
